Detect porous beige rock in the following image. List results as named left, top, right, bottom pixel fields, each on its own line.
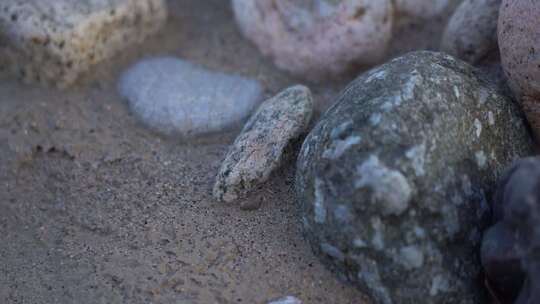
left=232, top=0, right=393, bottom=81
left=0, top=0, right=167, bottom=87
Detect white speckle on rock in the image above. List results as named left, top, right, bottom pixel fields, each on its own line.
left=399, top=245, right=425, bottom=269
left=334, top=205, right=353, bottom=223
left=461, top=175, right=473, bottom=196
left=430, top=274, right=450, bottom=296
left=355, top=155, right=412, bottom=216
left=475, top=150, right=487, bottom=168
left=320, top=243, right=345, bottom=262
left=357, top=256, right=393, bottom=304
left=268, top=296, right=302, bottom=304
left=401, top=72, right=422, bottom=100
left=474, top=118, right=482, bottom=138
left=370, top=113, right=382, bottom=126
left=453, top=86, right=461, bottom=99
left=314, top=178, right=327, bottom=223
left=322, top=135, right=362, bottom=159
left=414, top=226, right=426, bottom=239
left=488, top=111, right=495, bottom=125
left=405, top=143, right=426, bottom=176
left=371, top=217, right=385, bottom=251
left=353, top=238, right=368, bottom=248
left=366, top=69, right=388, bottom=84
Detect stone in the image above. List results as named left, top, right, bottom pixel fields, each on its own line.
left=441, top=0, right=501, bottom=64
left=394, top=0, right=450, bottom=18
left=118, top=57, right=263, bottom=137
left=268, top=296, right=302, bottom=304
left=482, top=157, right=540, bottom=303
left=0, top=0, right=167, bottom=87
left=295, top=51, right=533, bottom=304
left=214, top=85, right=313, bottom=202
left=231, top=0, right=393, bottom=81
left=499, top=0, right=540, bottom=138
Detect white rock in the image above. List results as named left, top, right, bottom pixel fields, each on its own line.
left=118, top=57, right=263, bottom=137
left=213, top=85, right=313, bottom=202
left=0, top=0, right=167, bottom=87
left=232, top=0, right=393, bottom=81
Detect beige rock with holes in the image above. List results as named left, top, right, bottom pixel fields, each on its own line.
left=0, top=0, right=167, bottom=87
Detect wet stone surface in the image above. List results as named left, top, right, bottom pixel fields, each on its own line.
left=295, top=51, right=533, bottom=304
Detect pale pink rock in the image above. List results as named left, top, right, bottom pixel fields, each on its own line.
left=395, top=0, right=450, bottom=18
left=499, top=0, right=540, bottom=138
left=232, top=0, right=393, bottom=81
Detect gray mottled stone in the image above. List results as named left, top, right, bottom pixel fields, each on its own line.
left=441, top=0, right=501, bottom=64
left=267, top=296, right=302, bottom=304
left=0, top=0, right=167, bottom=87
left=214, top=85, right=313, bottom=202
left=118, top=57, right=263, bottom=137
left=295, top=51, right=533, bottom=304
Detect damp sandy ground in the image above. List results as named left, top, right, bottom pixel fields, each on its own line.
left=0, top=1, right=457, bottom=303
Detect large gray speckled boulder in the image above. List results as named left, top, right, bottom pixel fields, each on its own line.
left=296, top=51, right=533, bottom=304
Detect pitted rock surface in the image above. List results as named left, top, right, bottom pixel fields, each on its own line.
left=0, top=0, right=167, bottom=87
left=296, top=51, right=532, bottom=304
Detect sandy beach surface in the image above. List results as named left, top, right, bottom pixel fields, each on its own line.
left=0, top=1, right=456, bottom=303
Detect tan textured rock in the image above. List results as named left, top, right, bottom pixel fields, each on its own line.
left=499, top=0, right=540, bottom=139
left=214, top=85, right=314, bottom=203
left=0, top=0, right=167, bottom=87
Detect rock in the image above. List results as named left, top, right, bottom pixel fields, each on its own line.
left=295, top=51, right=533, bottom=304
left=394, top=0, right=450, bottom=18
left=499, top=0, right=540, bottom=138
left=483, top=157, right=540, bottom=303
left=481, top=222, right=524, bottom=302
left=441, top=0, right=501, bottom=64
left=0, top=0, right=167, bottom=87
left=232, top=0, right=393, bottom=81
left=118, top=57, right=263, bottom=137
left=214, top=85, right=313, bottom=202
left=268, top=296, right=302, bottom=304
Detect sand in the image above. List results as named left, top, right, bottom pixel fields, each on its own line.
left=0, top=1, right=458, bottom=303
